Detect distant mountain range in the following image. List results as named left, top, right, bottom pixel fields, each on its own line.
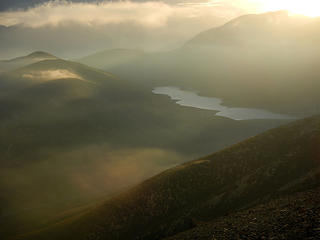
left=17, top=115, right=320, bottom=240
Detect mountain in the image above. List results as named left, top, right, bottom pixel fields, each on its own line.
left=77, top=49, right=146, bottom=70
left=0, top=51, right=57, bottom=72
left=0, top=57, right=117, bottom=100
left=1, top=53, right=287, bottom=239
left=186, top=11, right=315, bottom=47
left=19, top=116, right=320, bottom=240
left=107, top=11, right=320, bottom=116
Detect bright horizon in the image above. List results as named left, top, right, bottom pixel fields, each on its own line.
left=1, top=0, right=320, bottom=29
left=237, top=0, right=320, bottom=17
left=0, top=0, right=319, bottom=58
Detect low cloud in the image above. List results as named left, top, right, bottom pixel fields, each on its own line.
left=0, top=1, right=174, bottom=28
left=0, top=144, right=184, bottom=226
left=22, top=69, right=83, bottom=81
left=0, top=1, right=244, bottom=28
left=1, top=0, right=300, bottom=30
left=0, top=1, right=260, bottom=58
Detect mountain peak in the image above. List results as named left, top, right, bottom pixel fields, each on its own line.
left=27, top=51, right=56, bottom=59
left=186, top=10, right=312, bottom=47
left=224, top=10, right=306, bottom=29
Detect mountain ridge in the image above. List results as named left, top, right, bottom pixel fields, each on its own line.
left=186, top=11, right=317, bottom=47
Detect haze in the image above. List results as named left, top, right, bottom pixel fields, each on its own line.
left=0, top=1, right=319, bottom=240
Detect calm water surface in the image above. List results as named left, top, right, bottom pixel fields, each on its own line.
left=152, top=86, right=295, bottom=121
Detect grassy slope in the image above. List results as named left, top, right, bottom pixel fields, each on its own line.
left=20, top=116, right=320, bottom=240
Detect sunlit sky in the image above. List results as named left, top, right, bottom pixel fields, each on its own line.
left=203, top=0, right=320, bottom=17
left=0, top=0, right=319, bottom=28
left=248, top=0, right=320, bottom=17
left=0, top=0, right=319, bottom=58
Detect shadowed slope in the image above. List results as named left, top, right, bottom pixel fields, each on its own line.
left=165, top=187, right=320, bottom=240
left=21, top=116, right=320, bottom=240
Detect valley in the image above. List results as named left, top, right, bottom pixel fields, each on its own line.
left=0, top=5, right=319, bottom=240
left=0, top=51, right=288, bottom=239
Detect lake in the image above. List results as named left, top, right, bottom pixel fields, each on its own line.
left=152, top=86, right=295, bottom=121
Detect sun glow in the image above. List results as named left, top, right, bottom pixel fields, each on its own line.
left=258, top=0, right=320, bottom=17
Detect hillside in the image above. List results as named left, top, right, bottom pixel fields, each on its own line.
left=108, top=11, right=320, bottom=116
left=77, top=49, right=146, bottom=70
left=20, top=116, right=320, bottom=240
left=0, top=54, right=287, bottom=239
left=0, top=51, right=57, bottom=72
left=186, top=11, right=315, bottom=47
left=166, top=187, right=320, bottom=240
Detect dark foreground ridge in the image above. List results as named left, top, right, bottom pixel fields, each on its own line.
left=17, top=116, right=320, bottom=240
left=166, top=187, right=320, bottom=240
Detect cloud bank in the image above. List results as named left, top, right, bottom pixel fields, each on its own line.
left=1, top=0, right=316, bottom=29
left=0, top=1, right=244, bottom=28
left=1, top=1, right=283, bottom=58
left=0, top=1, right=172, bottom=28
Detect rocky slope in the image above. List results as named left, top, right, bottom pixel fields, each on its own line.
left=166, top=187, right=320, bottom=240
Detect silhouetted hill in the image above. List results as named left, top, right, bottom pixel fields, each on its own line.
left=20, top=116, right=320, bottom=240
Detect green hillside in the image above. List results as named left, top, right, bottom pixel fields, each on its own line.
left=19, top=116, right=320, bottom=240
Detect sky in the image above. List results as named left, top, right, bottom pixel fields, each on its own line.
left=0, top=1, right=252, bottom=12
left=1, top=0, right=319, bottom=27
left=0, top=0, right=319, bottom=58
left=0, top=1, right=248, bottom=28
